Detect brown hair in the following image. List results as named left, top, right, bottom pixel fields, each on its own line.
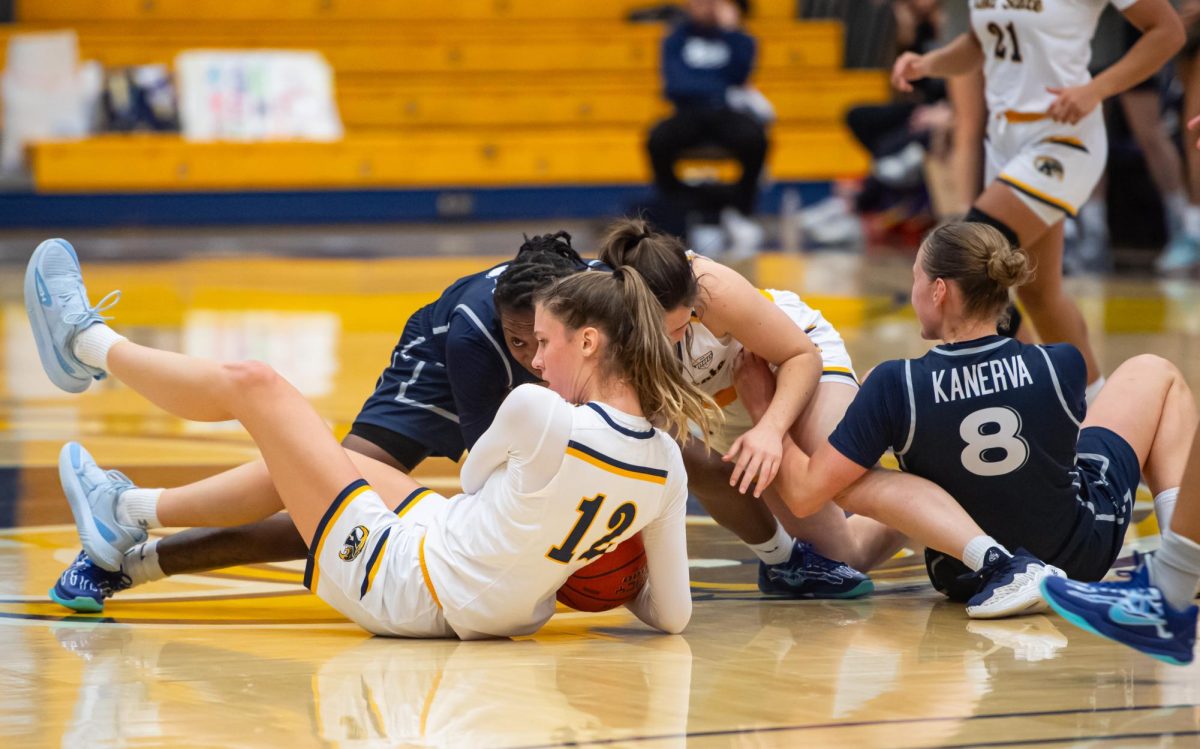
left=920, top=222, right=1034, bottom=322
left=536, top=266, right=715, bottom=443
left=597, top=218, right=699, bottom=312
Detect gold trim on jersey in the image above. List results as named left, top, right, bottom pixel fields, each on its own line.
left=565, top=442, right=669, bottom=484
left=1042, top=136, right=1088, bottom=153
left=359, top=531, right=391, bottom=599
left=997, top=174, right=1077, bottom=216
left=1003, top=110, right=1048, bottom=123
left=307, top=481, right=373, bottom=595
left=419, top=534, right=443, bottom=609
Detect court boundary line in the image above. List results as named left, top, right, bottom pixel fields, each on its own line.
left=502, top=703, right=1200, bottom=749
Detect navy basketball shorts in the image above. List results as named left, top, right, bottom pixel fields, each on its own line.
left=926, top=426, right=1141, bottom=598
left=350, top=316, right=466, bottom=465
left=1050, top=426, right=1141, bottom=580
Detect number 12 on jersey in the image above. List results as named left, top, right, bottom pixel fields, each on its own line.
left=547, top=494, right=638, bottom=563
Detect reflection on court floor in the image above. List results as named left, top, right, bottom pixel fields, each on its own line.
left=2, top=252, right=1199, bottom=747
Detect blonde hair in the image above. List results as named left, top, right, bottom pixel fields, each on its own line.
left=920, top=222, right=1034, bottom=323
left=536, top=266, right=716, bottom=443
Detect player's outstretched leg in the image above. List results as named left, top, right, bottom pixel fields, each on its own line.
left=24, top=238, right=401, bottom=555
left=1041, top=554, right=1197, bottom=665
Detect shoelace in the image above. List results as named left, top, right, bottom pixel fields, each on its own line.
left=1118, top=588, right=1164, bottom=618
left=102, top=468, right=135, bottom=491
left=63, top=289, right=121, bottom=326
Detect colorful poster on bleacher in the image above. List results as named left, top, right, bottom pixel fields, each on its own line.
left=176, top=50, right=343, bottom=142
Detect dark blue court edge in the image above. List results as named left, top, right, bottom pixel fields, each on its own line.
left=0, top=182, right=832, bottom=228
left=503, top=703, right=1200, bottom=749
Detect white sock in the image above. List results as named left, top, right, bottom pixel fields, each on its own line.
left=749, top=520, right=794, bottom=565
left=1147, top=532, right=1200, bottom=610
left=72, top=324, right=126, bottom=371
left=1085, top=376, right=1106, bottom=406
left=116, top=488, right=164, bottom=531
left=1154, top=488, right=1180, bottom=536
left=121, top=539, right=165, bottom=587
left=1186, top=204, right=1200, bottom=240
left=962, top=535, right=1010, bottom=572
left=1166, top=192, right=1189, bottom=234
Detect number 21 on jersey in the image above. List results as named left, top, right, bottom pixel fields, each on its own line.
left=547, top=494, right=638, bottom=564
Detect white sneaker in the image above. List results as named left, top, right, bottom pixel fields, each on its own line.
left=720, top=208, right=763, bottom=259
left=688, top=224, right=726, bottom=257
left=966, top=548, right=1065, bottom=620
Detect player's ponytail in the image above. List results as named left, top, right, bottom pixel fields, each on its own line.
left=921, top=222, right=1035, bottom=322
left=597, top=218, right=698, bottom=312
left=537, top=268, right=715, bottom=443
left=494, top=230, right=587, bottom=316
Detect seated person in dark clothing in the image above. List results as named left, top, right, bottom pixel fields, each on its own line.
left=647, top=0, right=769, bottom=256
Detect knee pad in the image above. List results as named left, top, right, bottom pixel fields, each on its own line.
left=964, top=207, right=1020, bottom=249
left=924, top=548, right=981, bottom=603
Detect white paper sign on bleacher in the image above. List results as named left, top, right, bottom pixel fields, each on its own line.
left=176, top=50, right=343, bottom=142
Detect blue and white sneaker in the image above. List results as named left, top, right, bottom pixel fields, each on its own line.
left=758, top=541, right=874, bottom=599
left=1041, top=553, right=1198, bottom=666
left=966, top=547, right=1063, bottom=619
left=24, top=238, right=120, bottom=393
left=60, top=442, right=146, bottom=572
left=49, top=551, right=131, bottom=613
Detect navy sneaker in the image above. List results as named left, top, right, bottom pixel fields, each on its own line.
left=966, top=547, right=1063, bottom=619
left=49, top=551, right=131, bottom=613
left=758, top=541, right=874, bottom=599
left=1041, top=553, right=1198, bottom=666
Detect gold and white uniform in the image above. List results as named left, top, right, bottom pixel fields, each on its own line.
left=679, top=286, right=858, bottom=455
left=971, top=0, right=1138, bottom=222
left=305, top=384, right=691, bottom=639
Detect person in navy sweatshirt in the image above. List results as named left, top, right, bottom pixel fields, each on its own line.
left=647, top=0, right=769, bottom=256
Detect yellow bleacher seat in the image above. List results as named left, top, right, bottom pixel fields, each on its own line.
left=336, top=71, right=889, bottom=129
left=30, top=128, right=869, bottom=192
left=18, top=0, right=799, bottom=22
left=0, top=21, right=843, bottom=74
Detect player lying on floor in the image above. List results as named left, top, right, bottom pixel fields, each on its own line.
left=29, top=239, right=701, bottom=638
left=733, top=221, right=1197, bottom=617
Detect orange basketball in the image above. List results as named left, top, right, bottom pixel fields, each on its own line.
left=556, top=533, right=648, bottom=612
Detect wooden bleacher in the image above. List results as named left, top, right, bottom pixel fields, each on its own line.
left=12, top=0, right=883, bottom=194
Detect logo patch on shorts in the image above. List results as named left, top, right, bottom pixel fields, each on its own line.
left=691, top=351, right=714, bottom=369
left=339, top=525, right=370, bottom=561
left=1034, top=156, right=1064, bottom=181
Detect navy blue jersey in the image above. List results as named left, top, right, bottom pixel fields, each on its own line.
left=413, top=261, right=538, bottom=448
left=829, top=335, right=1090, bottom=562
left=399, top=258, right=607, bottom=450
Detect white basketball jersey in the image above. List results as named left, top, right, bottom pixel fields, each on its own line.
left=421, top=392, right=687, bottom=639
left=970, top=0, right=1137, bottom=117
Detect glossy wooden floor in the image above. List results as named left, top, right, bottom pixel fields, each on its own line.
left=2, top=245, right=1199, bottom=748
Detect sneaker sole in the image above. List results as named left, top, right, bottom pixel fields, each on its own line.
left=1040, top=580, right=1192, bottom=667
left=24, top=239, right=91, bottom=394
left=966, top=564, right=1055, bottom=619
left=48, top=586, right=104, bottom=614
left=758, top=579, right=875, bottom=600
left=59, top=442, right=127, bottom=572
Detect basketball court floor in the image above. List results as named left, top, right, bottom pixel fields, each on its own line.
left=1, top=232, right=1199, bottom=747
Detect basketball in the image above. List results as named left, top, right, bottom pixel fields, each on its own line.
left=556, top=533, right=648, bottom=612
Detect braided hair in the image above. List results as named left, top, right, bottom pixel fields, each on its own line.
left=494, top=230, right=586, bottom=316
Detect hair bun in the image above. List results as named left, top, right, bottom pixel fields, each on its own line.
left=986, top=245, right=1031, bottom=289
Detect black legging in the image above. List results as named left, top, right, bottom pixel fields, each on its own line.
left=647, top=107, right=768, bottom=216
